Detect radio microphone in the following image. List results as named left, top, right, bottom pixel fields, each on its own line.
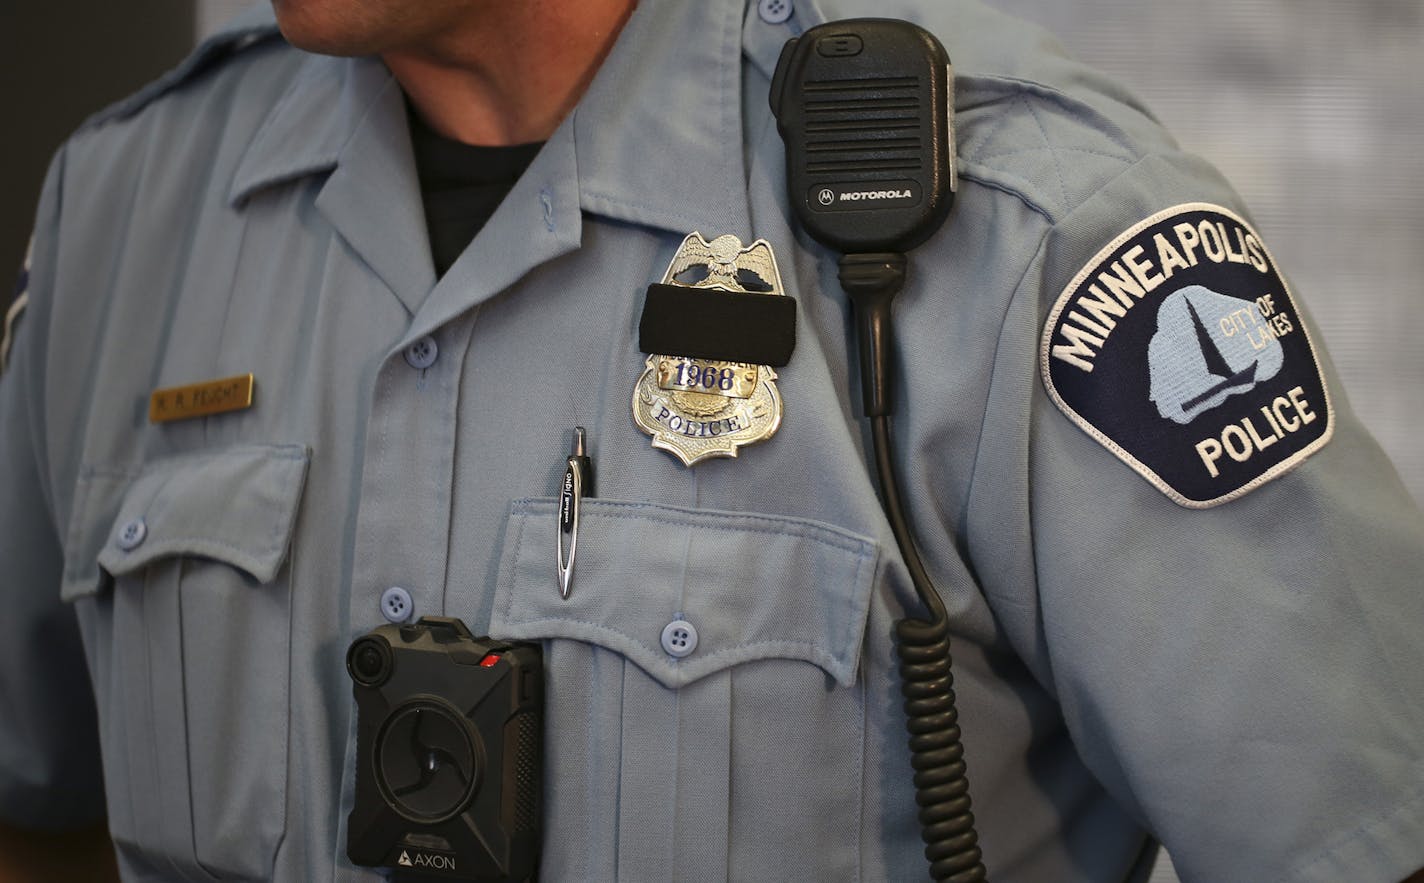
left=772, top=20, right=985, bottom=883
left=770, top=18, right=956, bottom=254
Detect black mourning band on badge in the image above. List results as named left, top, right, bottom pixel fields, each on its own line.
left=638, top=284, right=797, bottom=366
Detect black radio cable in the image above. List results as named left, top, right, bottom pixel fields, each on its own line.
left=840, top=253, right=986, bottom=883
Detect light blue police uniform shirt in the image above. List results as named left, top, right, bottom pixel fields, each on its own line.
left=2, top=0, right=1422, bottom=880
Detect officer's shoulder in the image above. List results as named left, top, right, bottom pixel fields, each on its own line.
left=74, top=6, right=295, bottom=138
left=809, top=0, right=1178, bottom=223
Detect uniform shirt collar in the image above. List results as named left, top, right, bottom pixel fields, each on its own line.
left=231, top=0, right=759, bottom=239
left=572, top=0, right=753, bottom=237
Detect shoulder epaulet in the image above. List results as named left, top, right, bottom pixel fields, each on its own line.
left=81, top=7, right=284, bottom=131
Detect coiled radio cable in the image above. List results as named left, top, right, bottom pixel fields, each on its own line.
left=842, top=254, right=985, bottom=882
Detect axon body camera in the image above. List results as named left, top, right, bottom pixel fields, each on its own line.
left=346, top=617, right=543, bottom=881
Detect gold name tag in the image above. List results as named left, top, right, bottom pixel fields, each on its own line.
left=149, top=373, right=254, bottom=423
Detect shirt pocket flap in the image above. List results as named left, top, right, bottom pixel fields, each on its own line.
left=62, top=444, right=311, bottom=601
left=490, top=498, right=880, bottom=689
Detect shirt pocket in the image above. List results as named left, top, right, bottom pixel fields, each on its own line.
left=490, top=498, right=880, bottom=883
left=61, top=444, right=309, bottom=882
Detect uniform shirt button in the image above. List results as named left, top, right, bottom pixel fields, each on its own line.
left=116, top=517, right=147, bottom=551
left=403, top=336, right=439, bottom=370
left=758, top=0, right=793, bottom=25
left=660, top=618, right=699, bottom=658
left=380, top=586, right=414, bottom=623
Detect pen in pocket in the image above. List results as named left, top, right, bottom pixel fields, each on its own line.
left=557, top=426, right=594, bottom=599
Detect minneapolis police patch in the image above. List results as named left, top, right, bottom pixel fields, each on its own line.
left=1041, top=203, right=1332, bottom=508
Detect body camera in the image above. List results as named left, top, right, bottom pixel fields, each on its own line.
left=346, top=617, right=542, bottom=881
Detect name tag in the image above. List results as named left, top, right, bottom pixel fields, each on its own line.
left=149, top=373, right=254, bottom=423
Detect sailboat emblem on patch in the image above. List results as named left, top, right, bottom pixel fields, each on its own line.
left=1041, top=203, right=1332, bottom=508
left=1149, top=284, right=1285, bottom=424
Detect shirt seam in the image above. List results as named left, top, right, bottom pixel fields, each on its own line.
left=1290, top=780, right=1424, bottom=881
left=511, top=497, right=876, bottom=558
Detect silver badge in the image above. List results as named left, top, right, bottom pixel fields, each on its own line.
left=633, top=233, right=787, bottom=466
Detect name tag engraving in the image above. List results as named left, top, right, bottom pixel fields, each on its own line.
left=149, top=373, right=255, bottom=423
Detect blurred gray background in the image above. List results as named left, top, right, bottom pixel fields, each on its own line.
left=2, top=3, right=1420, bottom=882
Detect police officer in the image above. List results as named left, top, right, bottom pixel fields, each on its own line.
left=2, top=0, right=1422, bottom=881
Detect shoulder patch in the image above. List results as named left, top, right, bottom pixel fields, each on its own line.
left=1, top=237, right=31, bottom=376
left=1041, top=203, right=1333, bottom=508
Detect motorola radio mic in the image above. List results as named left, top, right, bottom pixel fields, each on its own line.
left=770, top=17, right=957, bottom=255
left=772, top=20, right=986, bottom=883
left=771, top=18, right=958, bottom=419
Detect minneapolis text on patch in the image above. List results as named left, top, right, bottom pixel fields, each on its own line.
left=1053, top=218, right=1270, bottom=372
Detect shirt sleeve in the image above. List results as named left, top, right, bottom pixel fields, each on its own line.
left=0, top=147, right=108, bottom=829
left=972, top=147, right=1424, bottom=882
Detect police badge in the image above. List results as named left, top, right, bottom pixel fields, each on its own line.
left=632, top=233, right=795, bottom=466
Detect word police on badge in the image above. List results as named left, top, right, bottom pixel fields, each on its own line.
left=633, top=233, right=793, bottom=466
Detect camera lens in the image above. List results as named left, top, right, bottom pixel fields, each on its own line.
left=347, top=636, right=392, bottom=687
left=375, top=700, right=481, bottom=824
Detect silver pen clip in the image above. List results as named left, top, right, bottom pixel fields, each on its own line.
left=557, top=427, right=591, bottom=599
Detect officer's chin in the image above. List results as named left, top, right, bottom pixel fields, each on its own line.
left=268, top=0, right=392, bottom=59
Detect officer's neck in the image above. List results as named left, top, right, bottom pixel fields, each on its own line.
left=383, top=0, right=637, bottom=147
